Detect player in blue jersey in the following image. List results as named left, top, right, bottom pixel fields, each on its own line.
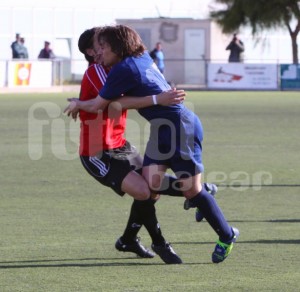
left=65, top=25, right=239, bottom=263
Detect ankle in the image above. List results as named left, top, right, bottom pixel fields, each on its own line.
left=220, top=229, right=234, bottom=244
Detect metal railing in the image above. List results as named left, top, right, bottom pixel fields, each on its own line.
left=1, top=58, right=299, bottom=91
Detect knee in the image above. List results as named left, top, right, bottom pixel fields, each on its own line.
left=136, top=185, right=151, bottom=200
left=142, top=165, right=166, bottom=193
left=121, top=173, right=151, bottom=200
left=183, top=185, right=203, bottom=199
left=132, top=178, right=151, bottom=200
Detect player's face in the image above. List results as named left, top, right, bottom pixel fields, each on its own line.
left=97, top=41, right=120, bottom=67
left=91, top=36, right=103, bottom=64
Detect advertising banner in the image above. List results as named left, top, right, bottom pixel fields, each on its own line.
left=207, top=64, right=278, bottom=90
left=280, top=64, right=300, bottom=90
left=8, top=61, right=52, bottom=87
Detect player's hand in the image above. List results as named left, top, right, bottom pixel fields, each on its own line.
left=156, top=88, right=186, bottom=106
left=70, top=109, right=79, bottom=121
left=64, top=98, right=79, bottom=120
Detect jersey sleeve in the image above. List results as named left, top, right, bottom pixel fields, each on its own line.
left=99, top=64, right=136, bottom=100
left=80, top=64, right=107, bottom=100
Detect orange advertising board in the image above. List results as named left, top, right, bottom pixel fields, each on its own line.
left=8, top=61, right=52, bottom=87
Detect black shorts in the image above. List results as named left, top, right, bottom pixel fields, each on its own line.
left=80, top=141, right=143, bottom=196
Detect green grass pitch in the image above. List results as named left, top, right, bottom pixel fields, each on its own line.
left=0, top=91, right=299, bottom=291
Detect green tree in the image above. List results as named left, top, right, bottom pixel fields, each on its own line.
left=210, top=0, right=300, bottom=64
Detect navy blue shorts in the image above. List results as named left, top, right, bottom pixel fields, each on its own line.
left=143, top=107, right=204, bottom=178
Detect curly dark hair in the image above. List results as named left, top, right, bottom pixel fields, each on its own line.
left=97, top=25, right=146, bottom=59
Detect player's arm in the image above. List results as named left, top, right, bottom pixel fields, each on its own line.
left=64, top=89, right=185, bottom=116
left=111, top=89, right=186, bottom=109
left=64, top=94, right=109, bottom=116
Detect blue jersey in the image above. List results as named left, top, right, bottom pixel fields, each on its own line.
left=100, top=52, right=204, bottom=177
left=100, top=52, right=183, bottom=121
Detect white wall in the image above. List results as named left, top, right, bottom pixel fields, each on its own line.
left=0, top=3, right=297, bottom=64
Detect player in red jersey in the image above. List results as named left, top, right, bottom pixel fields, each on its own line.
left=71, top=28, right=186, bottom=264
left=78, top=63, right=126, bottom=156
left=67, top=27, right=218, bottom=264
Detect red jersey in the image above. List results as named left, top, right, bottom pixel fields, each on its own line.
left=79, top=63, right=127, bottom=156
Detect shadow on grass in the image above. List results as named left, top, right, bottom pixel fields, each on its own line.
left=228, top=219, right=300, bottom=223
left=175, top=239, right=300, bottom=245
left=268, top=219, right=300, bottom=223
left=0, top=262, right=164, bottom=269
left=237, top=239, right=300, bottom=244
left=2, top=237, right=299, bottom=269
left=1, top=219, right=299, bottom=269
left=219, top=184, right=300, bottom=188
left=0, top=257, right=211, bottom=269
left=0, top=257, right=167, bottom=269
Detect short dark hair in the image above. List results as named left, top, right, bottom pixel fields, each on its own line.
left=78, top=28, right=95, bottom=53
left=97, top=25, right=146, bottom=59
left=78, top=28, right=96, bottom=64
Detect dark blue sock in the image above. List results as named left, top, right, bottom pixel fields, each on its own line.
left=190, top=188, right=233, bottom=242
left=157, top=174, right=182, bottom=197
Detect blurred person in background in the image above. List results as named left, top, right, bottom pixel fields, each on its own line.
left=150, top=42, right=165, bottom=74
left=19, top=37, right=29, bottom=59
left=11, top=33, right=23, bottom=59
left=226, top=33, right=244, bottom=63
left=38, top=41, right=55, bottom=59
